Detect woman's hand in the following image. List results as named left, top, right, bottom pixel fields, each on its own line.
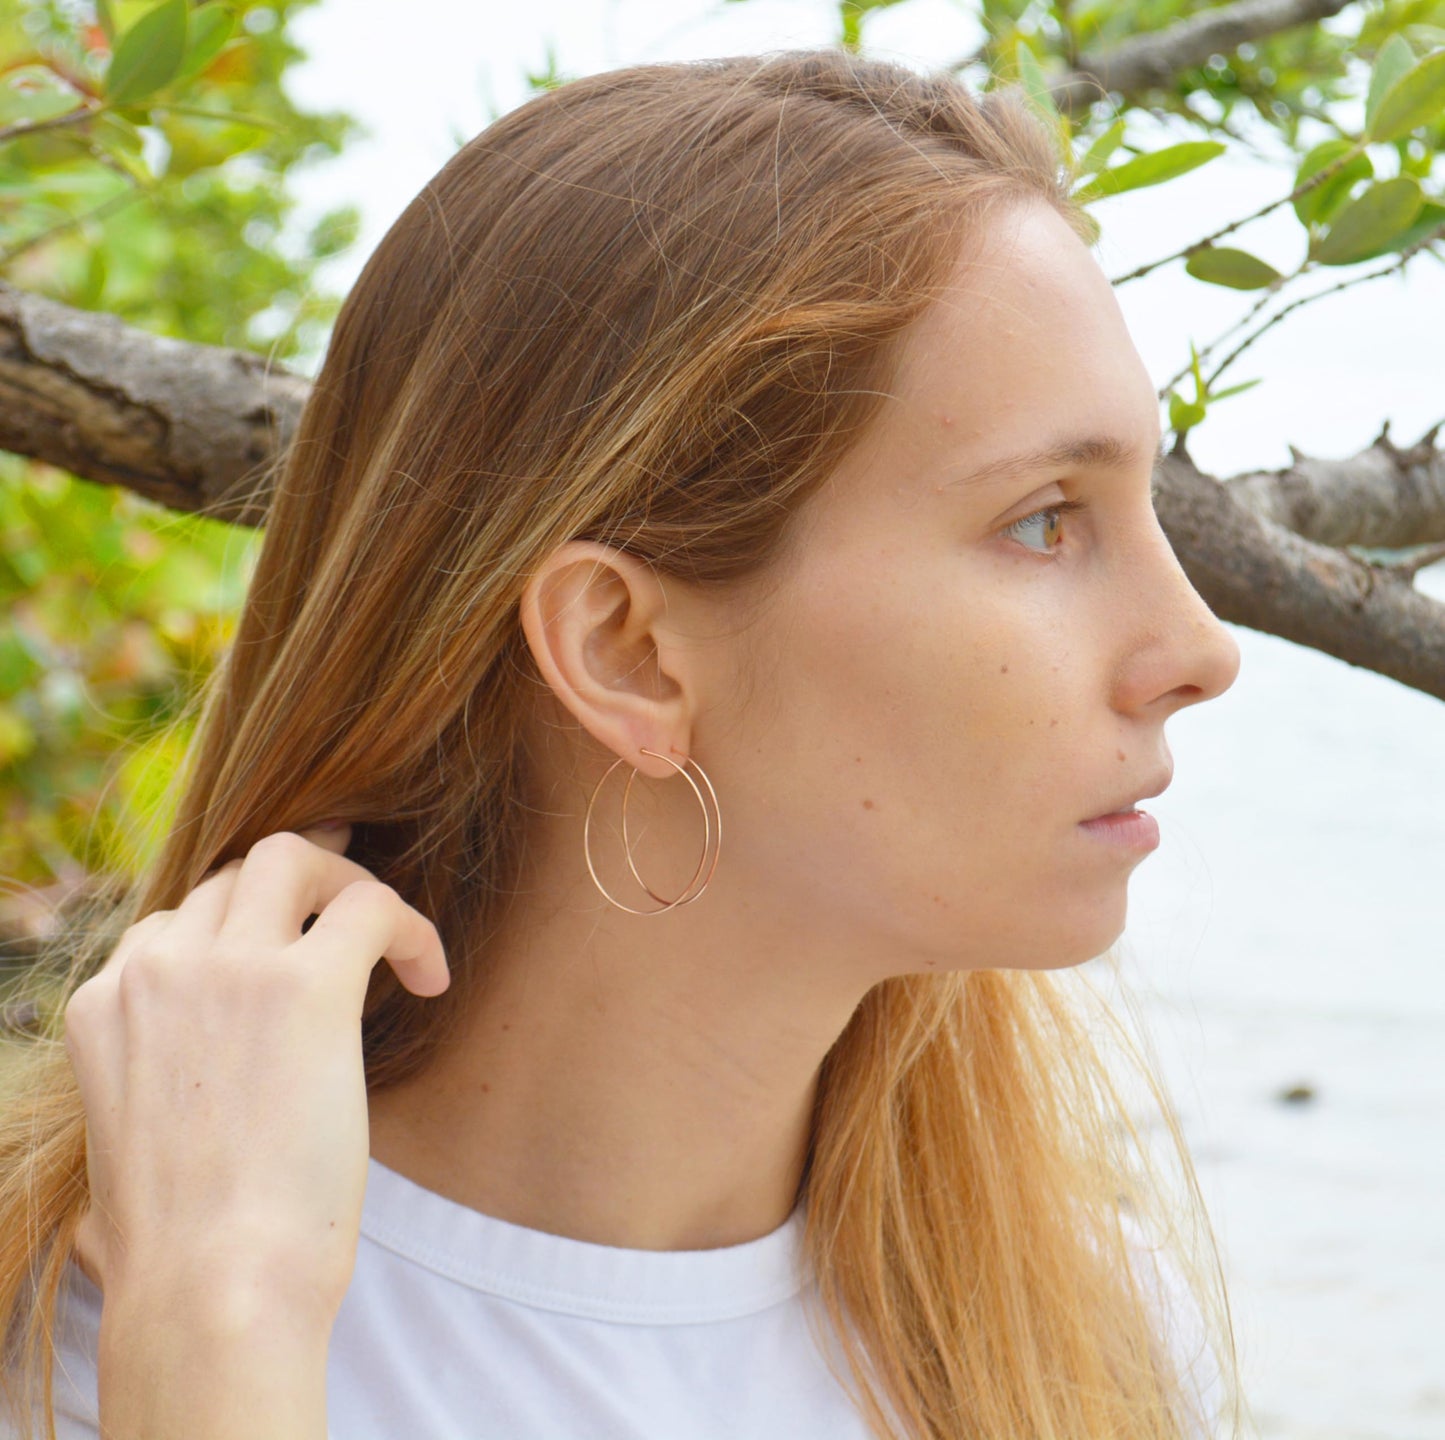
left=61, top=824, right=449, bottom=1439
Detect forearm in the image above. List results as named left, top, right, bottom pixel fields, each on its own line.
left=97, top=1277, right=332, bottom=1440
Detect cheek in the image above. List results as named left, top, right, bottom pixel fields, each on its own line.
left=735, top=561, right=1077, bottom=872
left=718, top=564, right=1127, bottom=973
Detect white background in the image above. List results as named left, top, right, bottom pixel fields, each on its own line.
left=282, top=4, right=1445, bottom=1435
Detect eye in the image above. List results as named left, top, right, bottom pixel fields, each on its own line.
left=1002, top=499, right=1086, bottom=555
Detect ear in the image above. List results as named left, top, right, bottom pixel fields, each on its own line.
left=518, top=540, right=695, bottom=781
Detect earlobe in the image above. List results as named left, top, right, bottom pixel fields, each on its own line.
left=519, top=541, right=689, bottom=778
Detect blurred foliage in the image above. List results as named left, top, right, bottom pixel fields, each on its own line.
left=1, top=0, right=358, bottom=932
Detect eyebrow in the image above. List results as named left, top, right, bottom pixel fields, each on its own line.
left=950, top=434, right=1166, bottom=489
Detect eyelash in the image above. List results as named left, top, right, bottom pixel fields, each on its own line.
left=1002, top=499, right=1088, bottom=555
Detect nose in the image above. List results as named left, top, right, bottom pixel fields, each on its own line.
left=1123, top=525, right=1242, bottom=718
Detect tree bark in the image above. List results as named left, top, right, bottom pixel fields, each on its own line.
left=1156, top=450, right=1444, bottom=698
left=1223, top=422, right=1445, bottom=549
left=2, top=279, right=1443, bottom=700
left=0, top=281, right=305, bottom=527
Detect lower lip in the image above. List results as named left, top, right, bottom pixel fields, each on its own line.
left=1078, top=809, right=1160, bottom=850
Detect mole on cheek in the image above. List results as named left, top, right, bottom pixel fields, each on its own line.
left=861, top=798, right=876, bottom=810
left=1116, top=749, right=1127, bottom=762
left=999, top=664, right=1009, bottom=674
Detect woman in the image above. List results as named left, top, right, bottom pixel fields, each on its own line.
left=0, top=48, right=1243, bottom=1440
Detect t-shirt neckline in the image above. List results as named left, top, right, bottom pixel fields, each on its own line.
left=359, top=1155, right=810, bottom=1326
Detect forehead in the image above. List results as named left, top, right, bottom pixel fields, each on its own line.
left=882, top=201, right=1159, bottom=454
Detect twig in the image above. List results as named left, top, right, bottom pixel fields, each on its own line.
left=1204, top=219, right=1445, bottom=389
left=1382, top=541, right=1445, bottom=581
left=1110, top=141, right=1365, bottom=285
left=0, top=101, right=106, bottom=147
left=1156, top=283, right=1281, bottom=399
left=0, top=186, right=144, bottom=269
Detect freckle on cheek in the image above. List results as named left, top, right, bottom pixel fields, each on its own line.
left=1117, top=749, right=1127, bottom=762
left=999, top=664, right=1008, bottom=674
left=862, top=798, right=875, bottom=810
left=1049, top=719, right=1058, bottom=728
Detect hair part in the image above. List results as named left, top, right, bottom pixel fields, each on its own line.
left=2, top=49, right=1239, bottom=1440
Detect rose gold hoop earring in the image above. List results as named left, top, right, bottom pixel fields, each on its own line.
left=582, top=747, right=721, bottom=916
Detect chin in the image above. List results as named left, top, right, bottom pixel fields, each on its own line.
left=1007, top=917, right=1127, bottom=973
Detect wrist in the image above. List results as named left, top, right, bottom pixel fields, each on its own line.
left=98, top=1278, right=332, bottom=1440
left=99, top=1263, right=337, bottom=1350
left=101, top=1215, right=353, bottom=1331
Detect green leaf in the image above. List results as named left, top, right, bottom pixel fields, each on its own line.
left=1366, top=35, right=1417, bottom=134
left=174, top=6, right=234, bottom=86
left=1073, top=141, right=1226, bottom=203
left=1209, top=377, right=1263, bottom=401
left=1075, top=117, right=1126, bottom=178
left=1367, top=47, right=1445, bottom=144
left=0, top=631, right=42, bottom=698
left=1292, top=139, right=1372, bottom=226
left=105, top=0, right=189, bottom=107
left=1015, top=43, right=1060, bottom=120
left=96, top=0, right=117, bottom=42
left=1168, top=391, right=1206, bottom=431
left=90, top=110, right=146, bottom=158
left=1185, top=246, right=1283, bottom=290
left=0, top=67, right=85, bottom=128
left=1311, top=177, right=1425, bottom=264
left=1387, top=199, right=1445, bottom=254
left=0, top=703, right=36, bottom=766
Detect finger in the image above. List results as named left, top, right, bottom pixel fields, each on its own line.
left=96, top=908, right=176, bottom=976
left=168, top=856, right=245, bottom=935
left=215, top=830, right=389, bottom=951
left=176, top=824, right=346, bottom=936
left=288, top=878, right=450, bottom=1004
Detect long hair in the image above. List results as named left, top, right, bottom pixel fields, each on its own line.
left=0, top=50, right=1240, bottom=1439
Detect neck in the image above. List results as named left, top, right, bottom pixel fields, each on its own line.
left=368, top=861, right=868, bottom=1252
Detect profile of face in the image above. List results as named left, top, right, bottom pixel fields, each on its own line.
left=526, top=199, right=1242, bottom=990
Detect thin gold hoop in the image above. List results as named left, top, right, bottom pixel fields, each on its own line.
left=582, top=747, right=721, bottom=915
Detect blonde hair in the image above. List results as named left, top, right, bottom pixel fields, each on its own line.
left=0, top=50, right=1240, bottom=1439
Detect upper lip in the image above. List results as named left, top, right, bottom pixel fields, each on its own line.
left=1082, top=770, right=1173, bottom=822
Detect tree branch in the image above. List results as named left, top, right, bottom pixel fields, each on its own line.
left=0, top=280, right=304, bottom=527
left=1048, top=0, right=1356, bottom=114
left=1156, top=448, right=1445, bottom=699
left=1, top=281, right=1441, bottom=699
left=1223, top=420, right=1445, bottom=549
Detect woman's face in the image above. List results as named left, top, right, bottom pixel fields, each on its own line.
left=712, top=200, right=1241, bottom=979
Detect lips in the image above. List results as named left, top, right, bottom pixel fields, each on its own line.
left=1082, top=769, right=1173, bottom=823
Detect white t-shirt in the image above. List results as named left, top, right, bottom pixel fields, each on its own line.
left=8, top=1156, right=1221, bottom=1439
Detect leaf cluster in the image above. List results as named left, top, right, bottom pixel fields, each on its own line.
left=933, top=0, right=1445, bottom=440
left=0, top=0, right=356, bottom=916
